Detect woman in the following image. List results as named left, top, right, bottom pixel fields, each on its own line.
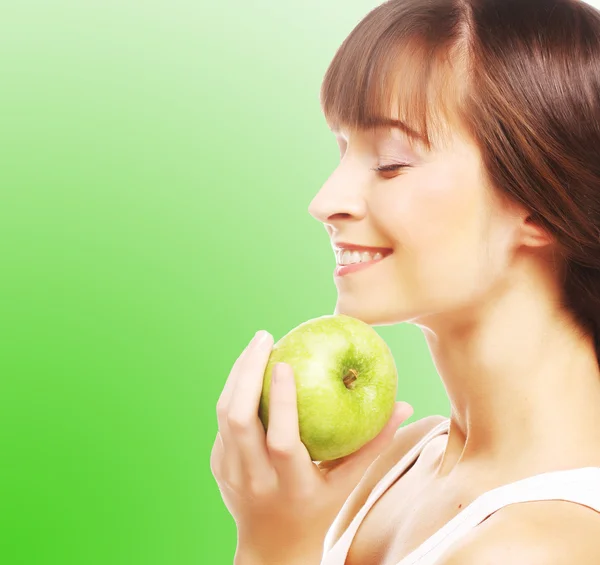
left=210, top=0, right=600, bottom=563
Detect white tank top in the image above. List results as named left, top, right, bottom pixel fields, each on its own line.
left=321, top=418, right=600, bottom=565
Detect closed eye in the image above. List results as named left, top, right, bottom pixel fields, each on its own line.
left=371, top=163, right=411, bottom=176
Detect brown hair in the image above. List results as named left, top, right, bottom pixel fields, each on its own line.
left=320, top=0, right=600, bottom=364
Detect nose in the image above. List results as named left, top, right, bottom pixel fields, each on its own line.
left=307, top=163, right=367, bottom=226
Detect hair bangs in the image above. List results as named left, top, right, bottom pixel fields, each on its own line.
left=320, top=1, right=469, bottom=152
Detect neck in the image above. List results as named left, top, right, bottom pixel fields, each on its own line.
left=417, top=276, right=600, bottom=478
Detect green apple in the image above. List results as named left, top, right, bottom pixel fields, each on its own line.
left=258, top=314, right=398, bottom=462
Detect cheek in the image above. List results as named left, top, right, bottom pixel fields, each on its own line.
left=375, top=166, right=484, bottom=253
left=373, top=166, right=495, bottom=304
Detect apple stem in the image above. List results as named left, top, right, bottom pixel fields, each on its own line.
left=343, top=368, right=358, bottom=389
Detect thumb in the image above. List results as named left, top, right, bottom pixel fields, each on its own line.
left=325, top=401, right=414, bottom=483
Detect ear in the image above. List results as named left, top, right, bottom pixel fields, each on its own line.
left=519, top=214, right=555, bottom=248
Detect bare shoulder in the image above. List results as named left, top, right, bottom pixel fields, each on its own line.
left=325, top=414, right=448, bottom=549
left=374, top=414, right=448, bottom=480
left=436, top=500, right=600, bottom=565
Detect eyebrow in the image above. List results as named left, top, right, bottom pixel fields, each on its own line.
left=329, top=117, right=426, bottom=144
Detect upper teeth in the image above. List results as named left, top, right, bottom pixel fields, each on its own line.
left=337, top=249, right=384, bottom=266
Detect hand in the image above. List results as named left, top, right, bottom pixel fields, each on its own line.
left=210, top=330, right=414, bottom=563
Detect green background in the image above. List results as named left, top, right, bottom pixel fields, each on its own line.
left=1, top=1, right=449, bottom=563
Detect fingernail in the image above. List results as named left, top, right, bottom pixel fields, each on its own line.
left=400, top=403, right=414, bottom=420
left=254, top=330, right=272, bottom=346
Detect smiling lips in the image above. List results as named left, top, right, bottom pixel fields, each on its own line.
left=333, top=242, right=394, bottom=277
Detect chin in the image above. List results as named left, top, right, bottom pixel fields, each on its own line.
left=333, top=302, right=411, bottom=327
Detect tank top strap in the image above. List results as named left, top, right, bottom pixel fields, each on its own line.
left=398, top=466, right=600, bottom=565
left=322, top=417, right=451, bottom=564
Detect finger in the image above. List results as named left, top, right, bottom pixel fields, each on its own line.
left=216, top=332, right=261, bottom=445
left=216, top=333, right=260, bottom=421
left=265, top=362, right=315, bottom=492
left=210, top=431, right=224, bottom=479
left=216, top=333, right=263, bottom=484
left=227, top=331, right=277, bottom=482
left=326, top=401, right=414, bottom=485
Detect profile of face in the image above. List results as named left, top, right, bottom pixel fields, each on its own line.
left=308, top=112, right=529, bottom=329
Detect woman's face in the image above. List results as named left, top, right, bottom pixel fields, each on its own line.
left=308, top=119, right=523, bottom=327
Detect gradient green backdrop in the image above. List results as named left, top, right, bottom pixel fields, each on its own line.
left=1, top=2, right=450, bottom=563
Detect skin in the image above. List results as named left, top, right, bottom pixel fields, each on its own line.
left=306, top=115, right=600, bottom=563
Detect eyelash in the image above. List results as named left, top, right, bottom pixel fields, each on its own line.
left=371, top=163, right=411, bottom=175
